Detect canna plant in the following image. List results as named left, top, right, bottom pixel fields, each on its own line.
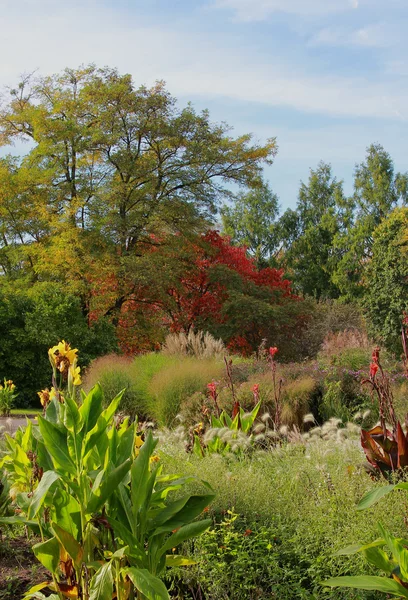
left=360, top=346, right=408, bottom=481
left=0, top=377, right=17, bottom=416
left=191, top=380, right=261, bottom=456
left=323, top=331, right=408, bottom=598
left=0, top=341, right=214, bottom=600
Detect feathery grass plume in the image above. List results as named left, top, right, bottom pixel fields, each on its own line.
left=279, top=424, right=288, bottom=436
left=261, top=412, right=271, bottom=423
left=303, top=413, right=316, bottom=424
left=162, top=330, right=225, bottom=359
left=353, top=411, right=362, bottom=421
left=362, top=409, right=371, bottom=420
left=253, top=423, right=265, bottom=434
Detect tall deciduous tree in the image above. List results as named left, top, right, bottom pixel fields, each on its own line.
left=333, top=144, right=408, bottom=299
left=0, top=65, right=277, bottom=321
left=220, top=182, right=280, bottom=265
left=363, top=207, right=408, bottom=352
left=278, top=162, right=348, bottom=299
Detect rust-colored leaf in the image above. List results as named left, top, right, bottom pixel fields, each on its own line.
left=397, top=422, right=408, bottom=468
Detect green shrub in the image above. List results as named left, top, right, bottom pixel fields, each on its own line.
left=280, top=376, right=317, bottom=428
left=83, top=354, right=139, bottom=415
left=84, top=352, right=177, bottom=418
left=147, top=357, right=224, bottom=426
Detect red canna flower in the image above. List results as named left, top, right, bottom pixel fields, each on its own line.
left=371, top=347, right=380, bottom=364
left=207, top=382, right=217, bottom=398
left=370, top=362, right=379, bottom=378
left=252, top=383, right=260, bottom=402
left=269, top=347, right=278, bottom=358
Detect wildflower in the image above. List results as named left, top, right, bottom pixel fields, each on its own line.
left=252, top=383, right=260, bottom=402
left=370, top=362, right=379, bottom=378
left=243, top=529, right=252, bottom=536
left=38, top=388, right=50, bottom=408
left=48, top=341, right=78, bottom=377
left=207, top=382, right=217, bottom=398
left=194, top=422, right=204, bottom=434
left=134, top=435, right=144, bottom=456
left=269, top=347, right=278, bottom=358
left=371, top=347, right=380, bottom=364
left=69, top=364, right=82, bottom=386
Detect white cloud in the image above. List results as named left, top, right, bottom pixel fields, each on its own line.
left=310, top=23, right=401, bottom=48
left=211, top=0, right=358, bottom=21
left=0, top=0, right=406, bottom=124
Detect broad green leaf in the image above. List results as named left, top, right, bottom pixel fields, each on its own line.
left=79, top=384, right=104, bottom=436
left=131, top=432, right=157, bottom=518
left=107, top=517, right=146, bottom=564
left=28, top=470, right=60, bottom=519
left=52, top=522, right=83, bottom=569
left=357, top=485, right=395, bottom=510
left=64, top=394, right=82, bottom=435
left=151, top=494, right=214, bottom=533
left=116, top=422, right=136, bottom=466
left=89, top=562, right=113, bottom=600
left=37, top=417, right=76, bottom=475
left=241, top=400, right=261, bottom=433
left=363, top=546, right=395, bottom=575
left=165, top=555, right=197, bottom=567
left=33, top=537, right=60, bottom=574
left=123, top=567, right=170, bottom=600
left=336, top=539, right=385, bottom=555
left=323, top=575, right=408, bottom=597
left=86, top=459, right=131, bottom=515
left=52, top=488, right=81, bottom=541
left=82, top=391, right=124, bottom=459
left=158, top=519, right=212, bottom=557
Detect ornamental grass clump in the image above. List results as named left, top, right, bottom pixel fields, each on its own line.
left=0, top=341, right=214, bottom=600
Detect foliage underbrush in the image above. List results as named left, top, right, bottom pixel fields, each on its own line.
left=160, top=438, right=406, bottom=599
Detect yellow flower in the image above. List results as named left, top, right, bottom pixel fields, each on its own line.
left=69, top=364, right=82, bottom=386
left=48, top=340, right=78, bottom=376
left=150, top=455, right=160, bottom=464
left=38, top=388, right=50, bottom=407
left=134, top=435, right=144, bottom=457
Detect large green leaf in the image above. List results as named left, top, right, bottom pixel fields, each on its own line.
left=82, top=391, right=124, bottom=459
left=131, top=432, right=157, bottom=518
left=64, top=394, right=82, bottom=436
left=151, top=495, right=215, bottom=534
left=27, top=471, right=60, bottom=519
left=363, top=546, right=396, bottom=575
left=79, top=384, right=104, bottom=436
left=357, top=485, right=395, bottom=510
left=52, top=522, right=83, bottom=569
left=116, top=422, right=136, bottom=466
left=89, top=562, right=113, bottom=600
left=52, top=488, right=81, bottom=541
left=158, top=519, right=212, bottom=557
left=165, top=555, right=197, bottom=567
left=33, top=536, right=60, bottom=574
left=86, top=459, right=131, bottom=515
left=37, top=417, right=76, bottom=475
left=107, top=517, right=146, bottom=564
left=123, top=567, right=169, bottom=600
left=323, top=575, right=408, bottom=597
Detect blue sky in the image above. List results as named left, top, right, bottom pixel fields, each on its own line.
left=1, top=0, right=408, bottom=210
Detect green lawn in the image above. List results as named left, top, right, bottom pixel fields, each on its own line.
left=9, top=408, right=41, bottom=416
